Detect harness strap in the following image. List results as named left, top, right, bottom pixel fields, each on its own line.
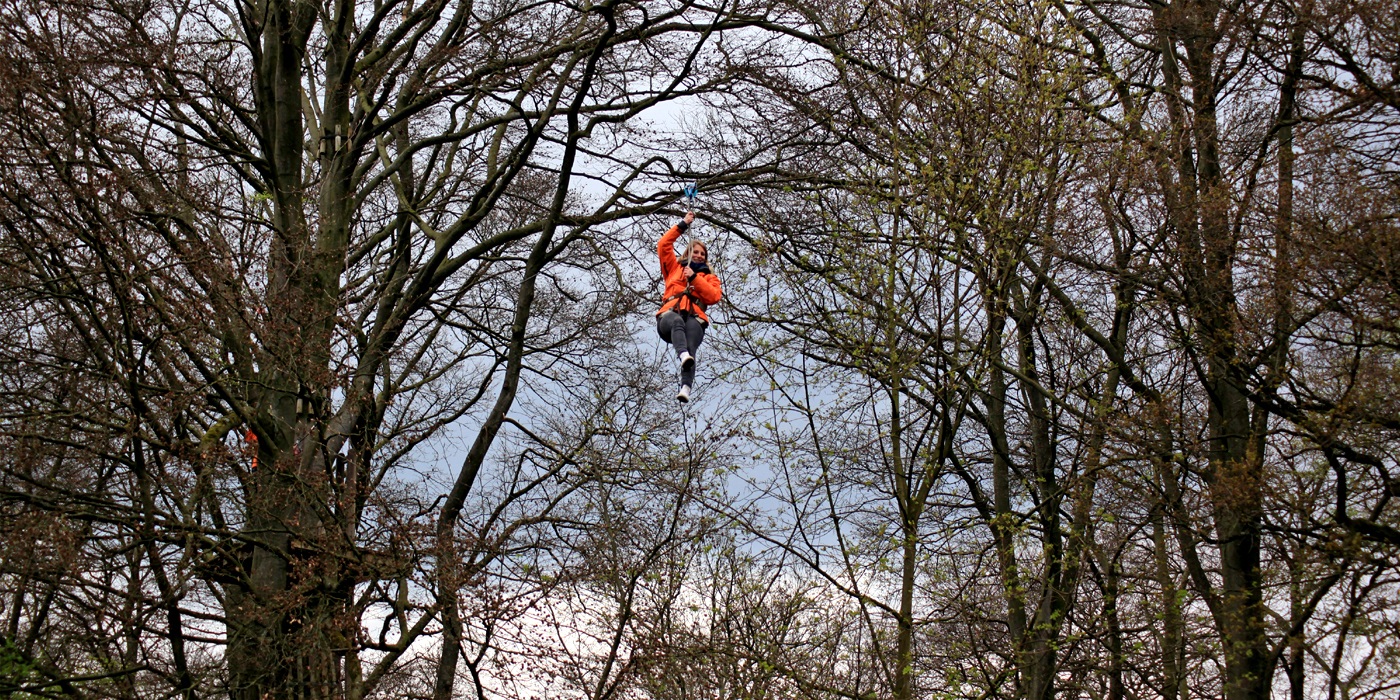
left=661, top=284, right=708, bottom=316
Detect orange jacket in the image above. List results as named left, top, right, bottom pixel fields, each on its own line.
left=657, top=223, right=722, bottom=325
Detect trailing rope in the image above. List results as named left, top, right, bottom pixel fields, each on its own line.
left=680, top=397, right=694, bottom=469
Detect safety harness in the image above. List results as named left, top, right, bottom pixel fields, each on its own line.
left=660, top=285, right=708, bottom=319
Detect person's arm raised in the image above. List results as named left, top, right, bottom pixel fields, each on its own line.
left=657, top=212, right=693, bottom=275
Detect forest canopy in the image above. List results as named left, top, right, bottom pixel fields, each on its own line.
left=0, top=0, right=1397, bottom=698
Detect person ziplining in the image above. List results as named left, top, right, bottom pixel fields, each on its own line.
left=656, top=200, right=722, bottom=403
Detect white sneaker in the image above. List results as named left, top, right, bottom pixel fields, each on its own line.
left=679, top=352, right=695, bottom=371
left=676, top=385, right=691, bottom=403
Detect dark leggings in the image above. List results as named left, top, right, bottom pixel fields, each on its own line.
left=656, top=310, right=707, bottom=387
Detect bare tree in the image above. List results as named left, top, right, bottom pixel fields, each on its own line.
left=0, top=0, right=797, bottom=697
left=0, top=0, right=1396, bottom=698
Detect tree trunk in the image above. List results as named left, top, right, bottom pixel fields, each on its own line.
left=1155, top=3, right=1267, bottom=698
left=1014, top=284, right=1063, bottom=700
left=1103, top=557, right=1125, bottom=700
left=1280, top=12, right=1307, bottom=700
left=1154, top=483, right=1185, bottom=700
left=433, top=11, right=615, bottom=695
left=983, top=301, right=1028, bottom=697
left=225, top=0, right=342, bottom=696
left=890, top=380, right=916, bottom=700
